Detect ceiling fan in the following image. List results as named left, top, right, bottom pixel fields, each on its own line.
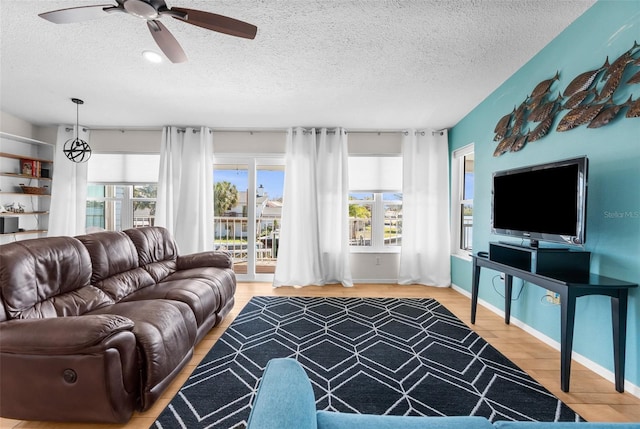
left=39, top=0, right=258, bottom=63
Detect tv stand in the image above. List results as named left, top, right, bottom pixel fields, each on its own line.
left=471, top=242, right=637, bottom=393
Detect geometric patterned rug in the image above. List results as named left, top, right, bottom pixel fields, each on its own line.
left=153, top=296, right=582, bottom=428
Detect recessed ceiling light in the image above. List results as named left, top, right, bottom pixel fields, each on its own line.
left=142, top=50, right=162, bottom=63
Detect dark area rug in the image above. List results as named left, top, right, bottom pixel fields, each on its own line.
left=153, top=296, right=581, bottom=428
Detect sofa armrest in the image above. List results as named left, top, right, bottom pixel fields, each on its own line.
left=0, top=315, right=139, bottom=423
left=177, top=251, right=233, bottom=270
left=246, top=358, right=318, bottom=429
left=0, top=314, right=134, bottom=354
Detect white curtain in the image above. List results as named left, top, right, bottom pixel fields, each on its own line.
left=48, top=125, right=89, bottom=237
left=317, top=129, right=353, bottom=286
left=398, top=129, right=451, bottom=287
left=156, top=127, right=183, bottom=235
left=156, top=126, right=214, bottom=254
left=273, top=127, right=352, bottom=287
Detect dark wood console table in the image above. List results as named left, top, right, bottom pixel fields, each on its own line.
left=471, top=247, right=637, bottom=393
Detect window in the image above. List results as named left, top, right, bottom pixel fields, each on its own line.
left=348, top=156, right=402, bottom=251
left=451, top=144, right=474, bottom=256
left=86, top=154, right=159, bottom=232
left=86, top=184, right=157, bottom=231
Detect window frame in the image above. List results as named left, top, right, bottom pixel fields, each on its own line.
left=86, top=182, right=158, bottom=231
left=348, top=155, right=403, bottom=253
left=450, top=143, right=474, bottom=259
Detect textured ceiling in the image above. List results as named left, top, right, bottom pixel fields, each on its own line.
left=0, top=0, right=596, bottom=130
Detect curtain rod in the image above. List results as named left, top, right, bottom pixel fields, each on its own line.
left=87, top=127, right=447, bottom=135
left=65, top=126, right=88, bottom=133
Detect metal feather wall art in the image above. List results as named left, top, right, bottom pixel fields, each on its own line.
left=491, top=41, right=640, bottom=156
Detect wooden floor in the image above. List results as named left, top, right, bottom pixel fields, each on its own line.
left=2, top=283, right=639, bottom=428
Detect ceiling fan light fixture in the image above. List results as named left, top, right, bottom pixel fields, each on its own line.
left=142, top=50, right=163, bottom=63
left=38, top=1, right=258, bottom=63
left=123, top=0, right=158, bottom=19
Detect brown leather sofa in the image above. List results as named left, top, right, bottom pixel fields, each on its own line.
left=0, top=226, right=236, bottom=423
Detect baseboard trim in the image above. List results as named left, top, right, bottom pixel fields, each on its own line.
left=450, top=283, right=640, bottom=399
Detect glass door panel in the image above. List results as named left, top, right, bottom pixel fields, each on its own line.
left=214, top=165, right=249, bottom=275
left=255, top=165, right=284, bottom=274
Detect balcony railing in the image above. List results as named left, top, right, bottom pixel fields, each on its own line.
left=215, top=216, right=279, bottom=273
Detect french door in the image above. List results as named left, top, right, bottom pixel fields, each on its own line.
left=213, top=157, right=284, bottom=281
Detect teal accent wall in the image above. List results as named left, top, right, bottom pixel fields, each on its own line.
left=449, top=0, right=640, bottom=389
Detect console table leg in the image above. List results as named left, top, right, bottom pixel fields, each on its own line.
left=471, top=261, right=481, bottom=324
left=560, top=291, right=576, bottom=392
left=612, top=292, right=628, bottom=393
left=504, top=275, right=513, bottom=324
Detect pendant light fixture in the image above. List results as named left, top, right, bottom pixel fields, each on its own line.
left=63, top=98, right=92, bottom=163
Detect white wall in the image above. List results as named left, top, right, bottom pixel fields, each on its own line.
left=0, top=111, right=36, bottom=138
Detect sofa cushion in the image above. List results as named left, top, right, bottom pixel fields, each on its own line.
left=494, top=422, right=640, bottom=428
left=317, top=413, right=494, bottom=429
left=76, top=231, right=139, bottom=281
left=0, top=237, right=111, bottom=319
left=121, top=279, right=219, bottom=327
left=163, top=267, right=236, bottom=309
left=76, top=231, right=156, bottom=301
left=124, top=227, right=179, bottom=282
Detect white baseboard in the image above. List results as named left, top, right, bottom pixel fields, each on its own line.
left=353, top=278, right=399, bottom=284
left=450, top=283, right=640, bottom=399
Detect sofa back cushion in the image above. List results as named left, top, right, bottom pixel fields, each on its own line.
left=124, top=227, right=178, bottom=282
left=0, top=237, right=112, bottom=320
left=76, top=231, right=155, bottom=301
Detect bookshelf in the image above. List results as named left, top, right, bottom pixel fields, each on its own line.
left=0, top=132, right=54, bottom=242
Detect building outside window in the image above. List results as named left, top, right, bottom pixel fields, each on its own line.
left=451, top=144, right=474, bottom=257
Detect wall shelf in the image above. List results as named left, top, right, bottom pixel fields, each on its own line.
left=1, top=211, right=49, bottom=215
left=0, top=192, right=51, bottom=197
left=0, top=152, right=53, bottom=164
left=0, top=132, right=54, bottom=243
left=0, top=172, right=52, bottom=181
left=0, top=229, right=48, bottom=236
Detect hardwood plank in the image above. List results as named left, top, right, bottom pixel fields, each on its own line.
left=2, top=283, right=639, bottom=428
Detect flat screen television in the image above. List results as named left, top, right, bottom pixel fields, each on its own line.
left=491, top=156, right=588, bottom=247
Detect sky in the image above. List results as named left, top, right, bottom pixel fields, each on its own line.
left=213, top=169, right=474, bottom=202
left=214, top=168, right=284, bottom=200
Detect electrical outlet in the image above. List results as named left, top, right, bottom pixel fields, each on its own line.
left=499, top=273, right=505, bottom=282
left=375, top=257, right=381, bottom=266
left=546, top=291, right=561, bottom=305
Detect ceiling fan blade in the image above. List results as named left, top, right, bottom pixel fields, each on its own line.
left=38, top=4, right=114, bottom=24
left=147, top=20, right=187, bottom=63
left=170, top=7, right=257, bottom=40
